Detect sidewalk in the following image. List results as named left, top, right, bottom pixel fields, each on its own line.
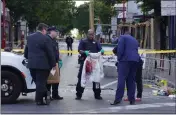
left=144, top=54, right=176, bottom=88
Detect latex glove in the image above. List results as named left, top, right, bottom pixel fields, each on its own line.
left=84, top=51, right=89, bottom=56
left=100, top=49, right=105, bottom=54
left=58, top=60, right=63, bottom=68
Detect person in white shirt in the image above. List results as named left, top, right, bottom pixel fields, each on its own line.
left=111, top=35, right=118, bottom=44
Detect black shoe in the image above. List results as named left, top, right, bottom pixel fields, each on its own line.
left=110, top=100, right=121, bottom=105
left=75, top=96, right=81, bottom=100
left=44, top=91, right=51, bottom=105
left=36, top=101, right=47, bottom=106
left=50, top=96, right=53, bottom=101
left=95, top=96, right=103, bottom=100
left=52, top=95, right=63, bottom=100
left=130, top=101, right=135, bottom=105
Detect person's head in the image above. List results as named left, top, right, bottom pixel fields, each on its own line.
left=112, top=35, right=116, bottom=38
left=98, top=19, right=101, bottom=24
left=47, top=26, right=58, bottom=38
left=87, top=29, right=94, bottom=40
left=124, top=27, right=130, bottom=34
left=37, top=23, right=48, bottom=35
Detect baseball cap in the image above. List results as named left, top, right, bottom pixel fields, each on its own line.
left=47, top=26, right=58, bottom=32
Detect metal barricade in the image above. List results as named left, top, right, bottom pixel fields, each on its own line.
left=142, top=54, right=176, bottom=88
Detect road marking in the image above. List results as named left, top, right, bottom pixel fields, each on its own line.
left=101, top=81, right=117, bottom=89
left=77, top=102, right=176, bottom=113
left=100, top=80, right=163, bottom=91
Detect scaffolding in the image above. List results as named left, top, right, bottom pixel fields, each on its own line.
left=94, top=18, right=153, bottom=49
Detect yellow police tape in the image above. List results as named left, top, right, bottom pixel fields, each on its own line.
left=1, top=49, right=176, bottom=55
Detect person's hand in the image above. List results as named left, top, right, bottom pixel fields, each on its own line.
left=52, top=66, right=56, bottom=70
left=84, top=51, right=89, bottom=56
left=59, top=60, right=63, bottom=68
left=100, top=49, right=105, bottom=55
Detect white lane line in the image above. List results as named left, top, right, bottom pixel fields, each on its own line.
left=101, top=80, right=117, bottom=89
left=76, top=102, right=176, bottom=113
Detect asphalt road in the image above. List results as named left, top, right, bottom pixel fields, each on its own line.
left=1, top=42, right=176, bottom=114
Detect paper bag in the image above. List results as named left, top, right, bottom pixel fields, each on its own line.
left=47, top=63, right=60, bottom=84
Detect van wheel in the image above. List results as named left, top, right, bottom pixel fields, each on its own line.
left=1, top=71, right=22, bottom=104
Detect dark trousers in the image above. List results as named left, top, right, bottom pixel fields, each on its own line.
left=67, top=44, right=72, bottom=56
left=135, top=62, right=143, bottom=98
left=29, top=69, right=50, bottom=102
left=47, top=83, right=59, bottom=97
left=115, top=61, right=138, bottom=102
left=76, top=63, right=101, bottom=98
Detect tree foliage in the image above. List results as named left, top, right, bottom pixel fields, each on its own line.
left=73, top=3, right=89, bottom=34
left=6, top=0, right=75, bottom=33
left=73, top=1, right=115, bottom=33
left=97, top=0, right=123, bottom=6
left=136, top=0, right=161, bottom=16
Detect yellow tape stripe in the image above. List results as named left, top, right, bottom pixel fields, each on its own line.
left=1, top=49, right=176, bottom=54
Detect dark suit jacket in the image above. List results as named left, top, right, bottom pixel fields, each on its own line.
left=47, top=35, right=59, bottom=62
left=24, top=32, right=56, bottom=70
left=66, top=37, right=73, bottom=45
left=117, top=34, right=140, bottom=62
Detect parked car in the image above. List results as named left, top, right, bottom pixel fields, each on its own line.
left=1, top=51, right=35, bottom=104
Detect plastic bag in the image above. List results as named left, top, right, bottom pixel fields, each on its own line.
left=81, top=52, right=104, bottom=88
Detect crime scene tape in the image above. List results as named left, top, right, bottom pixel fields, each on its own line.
left=1, top=49, right=176, bottom=55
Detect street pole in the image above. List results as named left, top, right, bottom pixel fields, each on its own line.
left=2, top=0, right=6, bottom=48
left=89, top=0, right=94, bottom=31
left=122, top=0, right=126, bottom=24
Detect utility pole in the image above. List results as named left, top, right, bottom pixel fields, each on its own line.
left=122, top=0, right=126, bottom=24
left=2, top=0, right=6, bottom=48
left=89, top=0, right=94, bottom=31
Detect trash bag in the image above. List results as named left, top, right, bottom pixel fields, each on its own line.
left=81, top=52, right=104, bottom=88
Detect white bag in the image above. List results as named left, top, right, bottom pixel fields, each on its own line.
left=81, top=52, right=104, bottom=88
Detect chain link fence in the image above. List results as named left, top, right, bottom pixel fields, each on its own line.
left=142, top=53, right=176, bottom=88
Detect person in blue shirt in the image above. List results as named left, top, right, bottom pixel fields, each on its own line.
left=113, top=46, right=143, bottom=101
left=46, top=26, right=63, bottom=100
left=111, top=27, right=140, bottom=105
left=75, top=29, right=104, bottom=100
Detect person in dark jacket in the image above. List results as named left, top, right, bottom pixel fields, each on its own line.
left=135, top=58, right=143, bottom=100
left=75, top=29, right=105, bottom=100
left=65, top=35, right=73, bottom=56
left=111, top=27, right=140, bottom=105
left=24, top=23, right=56, bottom=105
left=46, top=26, right=63, bottom=100
left=113, top=46, right=143, bottom=101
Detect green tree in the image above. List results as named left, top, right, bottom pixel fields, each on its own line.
left=136, top=0, right=167, bottom=50
left=73, top=1, right=115, bottom=33
left=136, top=0, right=161, bottom=16
left=6, top=0, right=76, bottom=33
left=94, top=1, right=113, bottom=24
left=97, top=0, right=123, bottom=6
left=73, top=3, right=90, bottom=34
